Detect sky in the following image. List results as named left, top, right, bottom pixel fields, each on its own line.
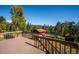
left=0, top=5, right=79, bottom=26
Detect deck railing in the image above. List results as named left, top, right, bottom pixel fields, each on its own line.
left=32, top=34, right=79, bottom=54
left=0, top=31, right=22, bottom=40
left=1, top=32, right=78, bottom=54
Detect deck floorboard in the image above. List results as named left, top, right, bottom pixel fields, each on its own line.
left=0, top=36, right=45, bottom=54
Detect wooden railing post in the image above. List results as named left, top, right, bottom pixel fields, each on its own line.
left=55, top=41, right=57, bottom=54
left=76, top=44, right=79, bottom=54
left=42, top=39, right=45, bottom=51
left=51, top=41, right=54, bottom=54
left=70, top=44, right=72, bottom=54
left=64, top=45, right=66, bottom=54
left=59, top=42, right=61, bottom=54
left=45, top=39, right=47, bottom=51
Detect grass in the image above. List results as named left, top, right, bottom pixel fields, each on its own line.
left=46, top=34, right=64, bottom=40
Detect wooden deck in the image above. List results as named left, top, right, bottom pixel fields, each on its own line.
left=0, top=36, right=45, bottom=54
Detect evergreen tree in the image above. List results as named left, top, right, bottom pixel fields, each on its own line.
left=0, top=16, right=6, bottom=32
left=10, top=6, right=26, bottom=32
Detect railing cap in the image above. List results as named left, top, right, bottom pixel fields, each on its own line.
left=0, top=31, right=22, bottom=35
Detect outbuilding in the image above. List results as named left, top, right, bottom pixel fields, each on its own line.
left=33, top=29, right=46, bottom=36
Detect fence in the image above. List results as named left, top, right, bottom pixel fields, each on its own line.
left=33, top=34, right=79, bottom=54
left=0, top=31, right=22, bottom=40
left=1, top=32, right=78, bottom=54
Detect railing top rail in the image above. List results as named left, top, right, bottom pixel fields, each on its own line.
left=0, top=31, right=22, bottom=35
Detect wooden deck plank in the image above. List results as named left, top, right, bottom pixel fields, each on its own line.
left=0, top=37, right=45, bottom=54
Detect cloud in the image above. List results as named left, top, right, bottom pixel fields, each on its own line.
left=7, top=20, right=12, bottom=23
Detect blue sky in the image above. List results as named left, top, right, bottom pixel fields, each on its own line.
left=0, top=5, right=79, bottom=25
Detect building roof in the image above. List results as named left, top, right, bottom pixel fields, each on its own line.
left=34, top=29, right=46, bottom=33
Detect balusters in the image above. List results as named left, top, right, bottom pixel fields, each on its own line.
left=39, top=38, right=43, bottom=50
left=75, top=44, right=79, bottom=54
left=70, top=44, right=72, bottom=54
left=55, top=41, right=57, bottom=54
left=35, top=37, right=37, bottom=47
left=41, top=38, right=44, bottom=50
left=47, top=40, right=49, bottom=51
left=4, top=34, right=5, bottom=40
left=47, top=40, right=49, bottom=52
left=49, top=40, right=52, bottom=54
left=64, top=45, right=66, bottom=54
left=34, top=36, right=35, bottom=46
left=59, top=42, right=61, bottom=54
left=36, top=37, right=38, bottom=47
left=45, top=39, right=47, bottom=52
left=37, top=38, right=39, bottom=48
left=42, top=39, right=45, bottom=51
left=44, top=39, right=49, bottom=54
left=51, top=41, right=54, bottom=53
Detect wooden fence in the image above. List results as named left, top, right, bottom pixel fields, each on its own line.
left=0, top=31, right=22, bottom=40
left=32, top=34, right=79, bottom=54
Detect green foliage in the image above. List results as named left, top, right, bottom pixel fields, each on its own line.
left=24, top=21, right=79, bottom=42
left=10, top=6, right=26, bottom=32
left=53, top=21, right=79, bottom=42
left=26, top=22, right=32, bottom=32
left=0, top=16, right=6, bottom=32
left=54, top=22, right=61, bottom=35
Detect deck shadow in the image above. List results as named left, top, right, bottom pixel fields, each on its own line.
left=25, top=42, right=37, bottom=48
left=25, top=42, right=45, bottom=52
